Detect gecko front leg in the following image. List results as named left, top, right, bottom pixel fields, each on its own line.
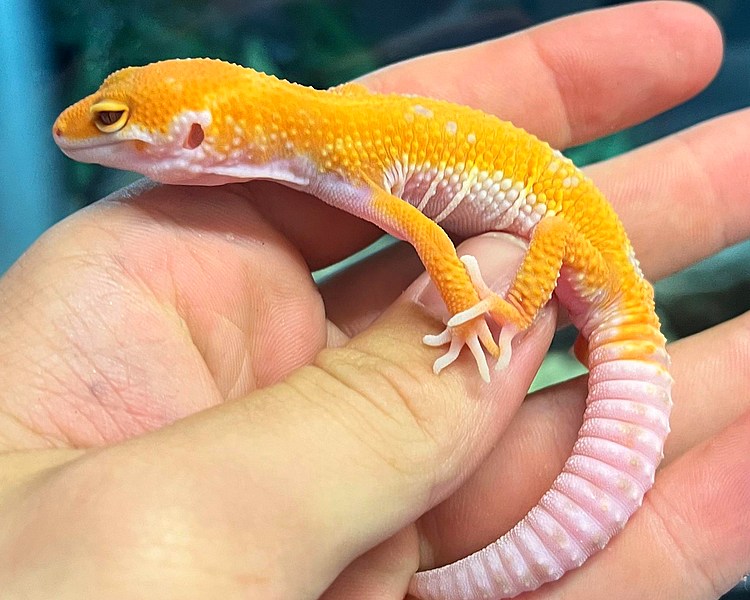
left=366, top=184, right=502, bottom=382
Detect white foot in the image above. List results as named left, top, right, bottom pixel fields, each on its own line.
left=424, top=254, right=524, bottom=378
left=423, top=318, right=495, bottom=383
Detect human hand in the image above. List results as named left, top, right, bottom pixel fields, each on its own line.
left=1, top=2, right=748, bottom=599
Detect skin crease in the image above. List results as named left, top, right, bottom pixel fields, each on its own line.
left=0, top=2, right=749, bottom=599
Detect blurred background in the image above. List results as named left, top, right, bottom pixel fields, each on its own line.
left=0, top=1, right=749, bottom=596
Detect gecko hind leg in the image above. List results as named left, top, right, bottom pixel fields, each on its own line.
left=445, top=218, right=611, bottom=376
left=363, top=182, right=501, bottom=381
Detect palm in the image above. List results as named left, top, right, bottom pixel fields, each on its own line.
left=1, top=181, right=367, bottom=446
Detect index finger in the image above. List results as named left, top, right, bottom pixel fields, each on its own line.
left=362, top=1, right=722, bottom=149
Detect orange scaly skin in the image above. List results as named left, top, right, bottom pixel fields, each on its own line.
left=53, top=58, right=672, bottom=599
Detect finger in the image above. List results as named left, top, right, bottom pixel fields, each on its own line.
left=590, top=107, right=750, bottom=279
left=362, top=1, right=721, bottom=148
left=531, top=407, right=750, bottom=600
left=185, top=238, right=552, bottom=591
left=0, top=237, right=556, bottom=599
left=415, top=310, right=750, bottom=566
left=663, top=312, right=750, bottom=461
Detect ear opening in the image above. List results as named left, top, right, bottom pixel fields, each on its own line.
left=183, top=123, right=205, bottom=149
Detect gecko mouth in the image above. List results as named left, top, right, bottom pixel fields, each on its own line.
left=52, top=134, right=151, bottom=169
left=53, top=133, right=138, bottom=152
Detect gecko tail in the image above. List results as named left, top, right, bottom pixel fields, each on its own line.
left=410, top=315, right=672, bottom=600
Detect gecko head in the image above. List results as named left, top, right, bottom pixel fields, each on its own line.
left=53, top=58, right=258, bottom=184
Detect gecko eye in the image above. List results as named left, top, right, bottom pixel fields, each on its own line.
left=90, top=101, right=130, bottom=133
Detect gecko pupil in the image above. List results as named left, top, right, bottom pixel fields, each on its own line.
left=98, top=111, right=123, bottom=125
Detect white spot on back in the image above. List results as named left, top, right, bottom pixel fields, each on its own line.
left=445, top=121, right=457, bottom=135
left=413, top=104, right=434, bottom=118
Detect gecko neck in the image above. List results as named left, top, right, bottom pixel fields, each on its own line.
left=188, top=71, right=365, bottom=187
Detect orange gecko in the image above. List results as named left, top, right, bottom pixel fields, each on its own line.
left=54, top=58, right=673, bottom=599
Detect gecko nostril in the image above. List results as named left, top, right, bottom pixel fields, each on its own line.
left=53, top=126, right=63, bottom=137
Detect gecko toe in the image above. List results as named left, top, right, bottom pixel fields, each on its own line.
left=432, top=337, right=463, bottom=374
left=447, top=299, right=492, bottom=327
left=423, top=329, right=452, bottom=347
